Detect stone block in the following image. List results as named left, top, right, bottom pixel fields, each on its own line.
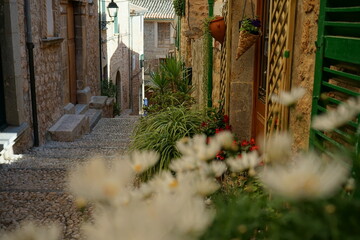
left=85, top=109, right=102, bottom=130
left=48, top=114, right=90, bottom=142
left=64, top=103, right=75, bottom=114
left=77, top=87, right=92, bottom=104
left=75, top=104, right=89, bottom=114
left=89, top=96, right=108, bottom=109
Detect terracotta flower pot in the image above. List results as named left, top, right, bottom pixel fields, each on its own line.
left=209, top=16, right=226, bottom=44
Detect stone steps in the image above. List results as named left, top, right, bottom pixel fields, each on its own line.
left=48, top=114, right=89, bottom=142
left=84, top=109, right=102, bottom=130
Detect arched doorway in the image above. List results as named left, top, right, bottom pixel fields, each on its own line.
left=116, top=71, right=121, bottom=110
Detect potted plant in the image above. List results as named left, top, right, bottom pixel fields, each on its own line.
left=209, top=16, right=226, bottom=44
left=236, top=17, right=261, bottom=59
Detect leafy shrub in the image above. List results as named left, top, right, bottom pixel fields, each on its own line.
left=130, top=106, right=206, bottom=180
left=101, top=79, right=120, bottom=116
left=145, top=57, right=194, bottom=114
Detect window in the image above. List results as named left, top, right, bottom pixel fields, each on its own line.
left=157, top=22, right=170, bottom=47
left=46, top=0, right=54, bottom=37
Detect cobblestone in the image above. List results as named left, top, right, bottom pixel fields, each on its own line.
left=0, top=114, right=138, bottom=239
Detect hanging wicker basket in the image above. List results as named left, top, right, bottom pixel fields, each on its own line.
left=236, top=30, right=260, bottom=60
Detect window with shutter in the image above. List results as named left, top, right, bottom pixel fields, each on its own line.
left=158, top=22, right=170, bottom=47
left=310, top=0, right=360, bottom=157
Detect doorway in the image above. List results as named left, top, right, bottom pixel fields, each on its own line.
left=252, top=0, right=270, bottom=138
left=116, top=71, right=121, bottom=109
left=0, top=46, right=6, bottom=131
left=67, top=3, right=77, bottom=104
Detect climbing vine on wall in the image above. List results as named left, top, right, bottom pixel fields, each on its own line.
left=173, top=0, right=185, bottom=16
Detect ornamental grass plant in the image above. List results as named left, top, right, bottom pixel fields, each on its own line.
left=130, top=106, right=205, bottom=180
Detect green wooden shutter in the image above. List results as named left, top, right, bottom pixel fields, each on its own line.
left=310, top=0, right=360, bottom=157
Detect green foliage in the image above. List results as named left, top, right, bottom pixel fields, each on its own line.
left=146, top=57, right=194, bottom=114
left=173, top=0, right=185, bottom=16
left=201, top=187, right=270, bottom=240
left=130, top=106, right=206, bottom=180
left=240, top=18, right=261, bottom=34
left=101, top=79, right=120, bottom=116
left=144, top=92, right=195, bottom=114
left=101, top=79, right=116, bottom=98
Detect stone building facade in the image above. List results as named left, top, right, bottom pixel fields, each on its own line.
left=0, top=0, right=100, bottom=151
left=177, top=0, right=348, bottom=152
left=101, top=1, right=145, bottom=114
left=131, top=0, right=175, bottom=86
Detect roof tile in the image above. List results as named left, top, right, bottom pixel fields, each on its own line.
left=130, top=0, right=175, bottom=19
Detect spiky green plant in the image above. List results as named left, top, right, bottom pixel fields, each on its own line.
left=130, top=106, right=206, bottom=180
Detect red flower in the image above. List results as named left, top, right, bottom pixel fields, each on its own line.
left=215, top=128, right=224, bottom=134
left=225, top=124, right=232, bottom=131
left=250, top=138, right=256, bottom=145
left=250, top=145, right=259, bottom=151
left=241, top=140, right=249, bottom=146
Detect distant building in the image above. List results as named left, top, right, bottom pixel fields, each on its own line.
left=100, top=0, right=146, bottom=114
left=130, top=0, right=175, bottom=83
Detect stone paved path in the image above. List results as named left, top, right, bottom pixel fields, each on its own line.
left=0, top=113, right=139, bottom=239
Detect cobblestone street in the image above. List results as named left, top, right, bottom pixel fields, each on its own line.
left=0, top=114, right=139, bottom=239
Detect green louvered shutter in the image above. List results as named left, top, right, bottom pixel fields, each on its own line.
left=310, top=0, right=360, bottom=157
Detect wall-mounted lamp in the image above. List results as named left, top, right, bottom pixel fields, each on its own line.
left=107, top=0, right=119, bottom=21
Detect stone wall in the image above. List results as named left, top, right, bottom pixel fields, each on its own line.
left=180, top=0, right=208, bottom=67
left=144, top=20, right=175, bottom=76
left=228, top=0, right=256, bottom=140
left=289, top=0, right=319, bottom=151
left=191, top=36, right=207, bottom=109
left=10, top=0, right=100, bottom=146
left=109, top=39, right=131, bottom=111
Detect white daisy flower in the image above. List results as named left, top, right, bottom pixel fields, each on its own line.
left=312, top=96, right=360, bottom=131
left=213, top=130, right=235, bottom=150
left=260, top=152, right=349, bottom=200
left=129, top=150, right=159, bottom=174
left=259, top=132, right=292, bottom=164
left=227, top=151, right=261, bottom=174
left=68, top=158, right=134, bottom=203
left=1, top=222, right=60, bottom=240
left=176, top=134, right=222, bottom=162
left=271, top=87, right=306, bottom=106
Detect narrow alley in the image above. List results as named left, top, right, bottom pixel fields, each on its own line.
left=0, top=113, right=139, bottom=239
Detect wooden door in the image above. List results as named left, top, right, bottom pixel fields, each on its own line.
left=67, top=3, right=77, bottom=104
left=264, top=0, right=296, bottom=135
left=0, top=46, right=6, bottom=130
left=253, top=0, right=270, bottom=138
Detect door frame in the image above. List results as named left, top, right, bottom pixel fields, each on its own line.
left=252, top=0, right=270, bottom=138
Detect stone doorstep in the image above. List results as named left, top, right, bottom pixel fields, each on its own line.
left=0, top=123, right=29, bottom=162
left=84, top=109, right=102, bottom=130
left=89, top=96, right=108, bottom=109
left=75, top=104, right=89, bottom=115
left=48, top=114, right=90, bottom=142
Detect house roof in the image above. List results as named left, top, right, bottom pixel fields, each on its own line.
left=130, top=0, right=175, bottom=20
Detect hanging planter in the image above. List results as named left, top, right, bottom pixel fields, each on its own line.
left=236, top=0, right=261, bottom=59
left=236, top=18, right=261, bottom=60
left=209, top=16, right=226, bottom=44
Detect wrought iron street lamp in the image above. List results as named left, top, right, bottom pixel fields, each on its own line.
left=107, top=0, right=119, bottom=20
